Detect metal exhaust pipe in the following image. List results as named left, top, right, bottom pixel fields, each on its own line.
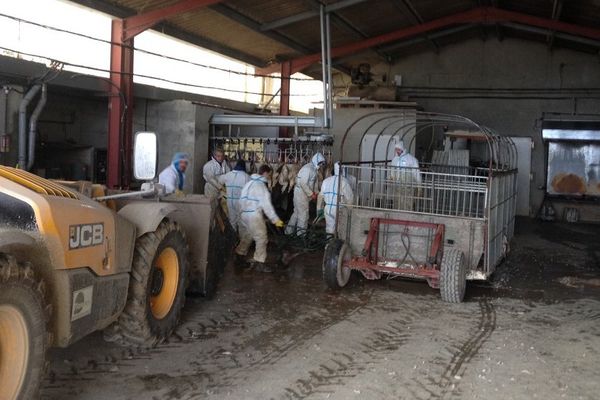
left=18, top=84, right=41, bottom=169
left=27, top=83, right=47, bottom=171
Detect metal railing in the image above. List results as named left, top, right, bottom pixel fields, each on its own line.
left=342, top=164, right=489, bottom=220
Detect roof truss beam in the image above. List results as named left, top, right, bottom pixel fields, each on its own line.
left=260, top=0, right=369, bottom=31
left=547, top=0, right=563, bottom=50
left=123, top=0, right=223, bottom=40
left=282, top=6, right=600, bottom=73
left=302, top=0, right=392, bottom=63
left=68, top=0, right=265, bottom=66
left=490, top=0, right=504, bottom=41
left=210, top=3, right=314, bottom=54
left=381, top=24, right=476, bottom=56
left=389, top=0, right=439, bottom=51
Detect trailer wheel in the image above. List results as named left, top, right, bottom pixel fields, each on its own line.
left=323, top=239, right=352, bottom=289
left=440, top=249, right=467, bottom=303
left=109, top=220, right=189, bottom=347
left=0, top=254, right=50, bottom=400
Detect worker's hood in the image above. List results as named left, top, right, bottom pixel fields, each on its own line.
left=250, top=173, right=268, bottom=184
left=172, top=152, right=190, bottom=172
left=334, top=162, right=340, bottom=176
left=394, top=141, right=405, bottom=152
left=312, top=152, right=326, bottom=168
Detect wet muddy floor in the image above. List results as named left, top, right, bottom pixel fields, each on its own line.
left=42, top=218, right=600, bottom=399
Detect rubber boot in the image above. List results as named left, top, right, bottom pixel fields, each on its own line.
left=252, top=262, right=273, bottom=273
left=235, top=253, right=249, bottom=268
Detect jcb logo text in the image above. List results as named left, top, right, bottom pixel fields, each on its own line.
left=69, top=223, right=104, bottom=249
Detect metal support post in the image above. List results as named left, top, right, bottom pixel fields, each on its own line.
left=326, top=12, right=334, bottom=129
left=108, top=19, right=134, bottom=188
left=106, top=0, right=222, bottom=188
left=279, top=61, right=292, bottom=138
left=319, top=5, right=329, bottom=128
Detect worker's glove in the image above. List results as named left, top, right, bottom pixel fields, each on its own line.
left=317, top=209, right=325, bottom=219
left=311, top=192, right=318, bottom=201
left=275, top=220, right=285, bottom=228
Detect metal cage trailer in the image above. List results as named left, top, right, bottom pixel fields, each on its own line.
left=323, top=112, right=518, bottom=302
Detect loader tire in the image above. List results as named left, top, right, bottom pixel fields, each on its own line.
left=110, top=220, right=189, bottom=347
left=0, top=254, right=50, bottom=400
left=323, top=239, right=352, bottom=289
left=440, top=249, right=467, bottom=303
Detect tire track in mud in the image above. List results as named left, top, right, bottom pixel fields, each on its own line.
left=44, top=276, right=376, bottom=400
left=278, top=296, right=432, bottom=400
left=409, top=297, right=497, bottom=400
left=170, top=287, right=377, bottom=399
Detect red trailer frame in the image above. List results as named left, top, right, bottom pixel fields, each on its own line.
left=345, top=218, right=445, bottom=288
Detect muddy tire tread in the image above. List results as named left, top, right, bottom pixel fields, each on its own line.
left=108, top=220, right=189, bottom=347
left=440, top=249, right=467, bottom=303
left=323, top=239, right=345, bottom=289
left=0, top=253, right=51, bottom=400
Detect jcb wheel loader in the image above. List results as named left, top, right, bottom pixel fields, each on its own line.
left=0, top=132, right=235, bottom=399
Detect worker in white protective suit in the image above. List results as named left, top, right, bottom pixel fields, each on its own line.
left=317, top=162, right=354, bottom=235
left=235, top=164, right=285, bottom=272
left=158, top=152, right=189, bottom=195
left=217, top=160, right=250, bottom=231
left=391, top=141, right=421, bottom=211
left=285, top=152, right=326, bottom=235
left=203, top=148, right=230, bottom=200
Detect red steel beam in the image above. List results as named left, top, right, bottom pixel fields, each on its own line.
left=279, top=61, right=292, bottom=138
left=123, top=0, right=223, bottom=40
left=282, top=6, right=600, bottom=73
left=279, top=61, right=291, bottom=117
left=489, top=7, right=600, bottom=40
left=108, top=19, right=134, bottom=188
left=107, top=0, right=222, bottom=187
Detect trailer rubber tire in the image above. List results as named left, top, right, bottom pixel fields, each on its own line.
left=0, top=254, right=50, bottom=400
left=440, top=249, right=467, bottom=303
left=109, top=220, right=189, bottom=347
left=323, top=239, right=352, bottom=289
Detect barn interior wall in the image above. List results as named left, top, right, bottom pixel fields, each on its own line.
left=0, top=86, right=232, bottom=192
left=380, top=37, right=600, bottom=218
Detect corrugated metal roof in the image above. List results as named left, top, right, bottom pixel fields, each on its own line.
left=167, top=7, right=299, bottom=62
left=71, top=0, right=600, bottom=71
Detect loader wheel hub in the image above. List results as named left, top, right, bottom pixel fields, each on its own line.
left=149, top=247, right=179, bottom=320
left=0, top=305, right=29, bottom=400
left=150, top=269, right=164, bottom=296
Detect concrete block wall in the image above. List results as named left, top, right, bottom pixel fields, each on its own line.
left=0, top=84, right=234, bottom=193
left=135, top=99, right=197, bottom=193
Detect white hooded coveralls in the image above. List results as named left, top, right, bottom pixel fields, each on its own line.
left=285, top=152, right=325, bottom=235
left=158, top=165, right=182, bottom=195
left=235, top=174, right=281, bottom=263
left=218, top=170, right=250, bottom=230
left=391, top=141, right=421, bottom=211
left=203, top=157, right=230, bottom=199
left=318, top=163, right=354, bottom=234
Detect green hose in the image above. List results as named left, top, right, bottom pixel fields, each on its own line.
left=269, top=215, right=333, bottom=252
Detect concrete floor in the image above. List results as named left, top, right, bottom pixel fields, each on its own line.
left=42, top=218, right=600, bottom=400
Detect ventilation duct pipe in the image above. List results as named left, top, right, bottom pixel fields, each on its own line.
left=18, top=84, right=41, bottom=169
left=27, top=83, right=47, bottom=171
